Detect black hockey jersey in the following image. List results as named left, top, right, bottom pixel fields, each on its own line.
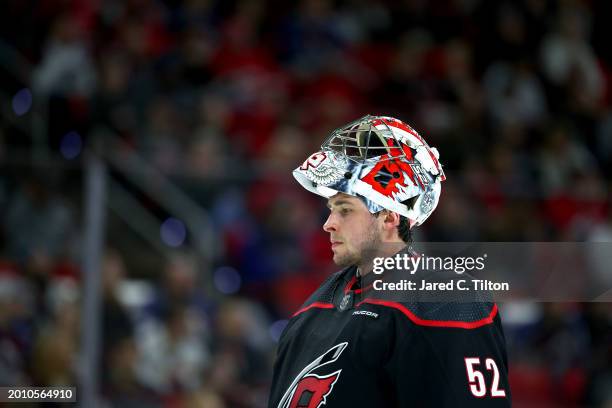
left=269, top=265, right=511, bottom=407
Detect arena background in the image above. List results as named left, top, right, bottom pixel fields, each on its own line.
left=0, top=0, right=611, bottom=407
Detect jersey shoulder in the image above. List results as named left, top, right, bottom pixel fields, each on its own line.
left=292, top=268, right=346, bottom=315
left=357, top=298, right=499, bottom=329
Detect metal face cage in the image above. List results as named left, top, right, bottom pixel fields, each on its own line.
left=321, top=115, right=409, bottom=164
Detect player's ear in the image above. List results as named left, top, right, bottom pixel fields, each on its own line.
left=382, top=210, right=401, bottom=229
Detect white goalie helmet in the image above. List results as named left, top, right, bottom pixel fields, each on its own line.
left=293, top=115, right=445, bottom=228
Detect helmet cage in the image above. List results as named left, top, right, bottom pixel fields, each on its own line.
left=322, top=115, right=409, bottom=164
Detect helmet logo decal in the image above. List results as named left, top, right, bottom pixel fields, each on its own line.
left=420, top=190, right=435, bottom=213
left=363, top=158, right=415, bottom=197
left=373, top=164, right=396, bottom=189
left=362, top=140, right=423, bottom=197
left=300, top=152, right=328, bottom=170
left=300, top=151, right=348, bottom=187
left=410, top=163, right=428, bottom=187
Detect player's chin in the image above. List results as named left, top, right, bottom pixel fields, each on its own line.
left=332, top=251, right=355, bottom=267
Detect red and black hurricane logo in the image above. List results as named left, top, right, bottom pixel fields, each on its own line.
left=361, top=139, right=422, bottom=197
left=277, top=343, right=348, bottom=408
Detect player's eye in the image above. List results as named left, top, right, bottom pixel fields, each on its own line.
left=339, top=208, right=351, bottom=216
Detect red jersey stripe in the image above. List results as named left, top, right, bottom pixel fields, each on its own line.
left=356, top=299, right=498, bottom=329
left=292, top=302, right=335, bottom=317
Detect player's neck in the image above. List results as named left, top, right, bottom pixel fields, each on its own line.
left=357, top=241, right=407, bottom=277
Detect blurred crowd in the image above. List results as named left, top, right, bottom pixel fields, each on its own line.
left=1, top=0, right=612, bottom=406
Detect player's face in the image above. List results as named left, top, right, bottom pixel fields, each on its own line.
left=323, top=193, right=382, bottom=268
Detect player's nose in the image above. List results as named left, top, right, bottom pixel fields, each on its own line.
left=323, top=213, right=337, bottom=233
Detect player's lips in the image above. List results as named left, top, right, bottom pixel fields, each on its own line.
left=331, top=241, right=343, bottom=248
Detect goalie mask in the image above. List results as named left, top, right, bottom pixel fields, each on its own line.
left=293, top=115, right=445, bottom=228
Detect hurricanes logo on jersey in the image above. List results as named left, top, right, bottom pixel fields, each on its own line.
left=277, top=342, right=347, bottom=408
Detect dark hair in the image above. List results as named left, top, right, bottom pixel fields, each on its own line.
left=398, top=216, right=413, bottom=243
